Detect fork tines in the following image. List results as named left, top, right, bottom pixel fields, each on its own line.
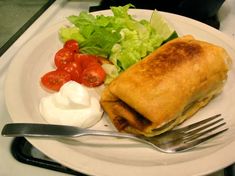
left=180, top=114, right=228, bottom=144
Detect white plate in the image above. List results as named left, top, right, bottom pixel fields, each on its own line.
left=4, top=9, right=235, bottom=176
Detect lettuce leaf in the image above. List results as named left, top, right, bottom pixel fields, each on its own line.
left=59, top=4, right=176, bottom=76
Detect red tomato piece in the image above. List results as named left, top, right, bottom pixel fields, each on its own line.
left=41, top=70, right=71, bottom=91
left=81, top=64, right=106, bottom=87
left=54, top=48, right=74, bottom=68
left=74, top=53, right=101, bottom=69
left=62, top=62, right=82, bottom=83
left=64, top=39, right=79, bottom=52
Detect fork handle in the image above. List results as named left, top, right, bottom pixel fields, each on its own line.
left=1, top=123, right=78, bottom=138
left=1, top=123, right=141, bottom=141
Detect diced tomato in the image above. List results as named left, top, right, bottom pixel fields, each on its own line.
left=41, top=70, right=71, bottom=91
left=64, top=40, right=79, bottom=53
left=54, top=48, right=74, bottom=68
left=81, top=64, right=106, bottom=87
left=62, top=62, right=82, bottom=83
left=41, top=41, right=108, bottom=92
left=74, top=53, right=101, bottom=69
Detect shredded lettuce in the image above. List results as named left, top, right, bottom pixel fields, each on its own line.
left=101, top=64, right=119, bottom=84
left=59, top=4, right=177, bottom=82
left=59, top=27, right=85, bottom=43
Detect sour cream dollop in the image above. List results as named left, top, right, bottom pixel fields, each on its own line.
left=39, top=81, right=103, bottom=128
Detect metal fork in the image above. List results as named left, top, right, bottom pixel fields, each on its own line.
left=1, top=114, right=227, bottom=153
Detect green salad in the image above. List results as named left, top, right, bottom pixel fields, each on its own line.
left=59, top=4, right=178, bottom=83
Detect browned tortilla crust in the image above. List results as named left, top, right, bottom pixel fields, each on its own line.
left=100, top=35, right=231, bottom=136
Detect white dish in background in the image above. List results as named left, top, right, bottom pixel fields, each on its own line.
left=4, top=9, right=235, bottom=176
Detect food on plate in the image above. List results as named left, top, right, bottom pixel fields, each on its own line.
left=40, top=39, right=106, bottom=91
left=59, top=4, right=178, bottom=82
left=39, top=5, right=181, bottom=128
left=39, top=81, right=103, bottom=128
left=100, top=35, right=232, bottom=137
left=64, top=39, right=79, bottom=52
left=41, top=70, right=72, bottom=91
left=41, top=5, right=179, bottom=91
left=41, top=5, right=179, bottom=92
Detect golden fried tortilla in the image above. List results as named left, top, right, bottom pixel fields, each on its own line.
left=100, top=35, right=232, bottom=137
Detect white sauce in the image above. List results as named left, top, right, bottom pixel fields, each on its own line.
left=39, top=81, right=103, bottom=128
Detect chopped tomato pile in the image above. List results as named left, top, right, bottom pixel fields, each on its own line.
left=41, top=40, right=106, bottom=91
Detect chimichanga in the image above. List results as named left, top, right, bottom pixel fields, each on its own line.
left=100, top=35, right=232, bottom=137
